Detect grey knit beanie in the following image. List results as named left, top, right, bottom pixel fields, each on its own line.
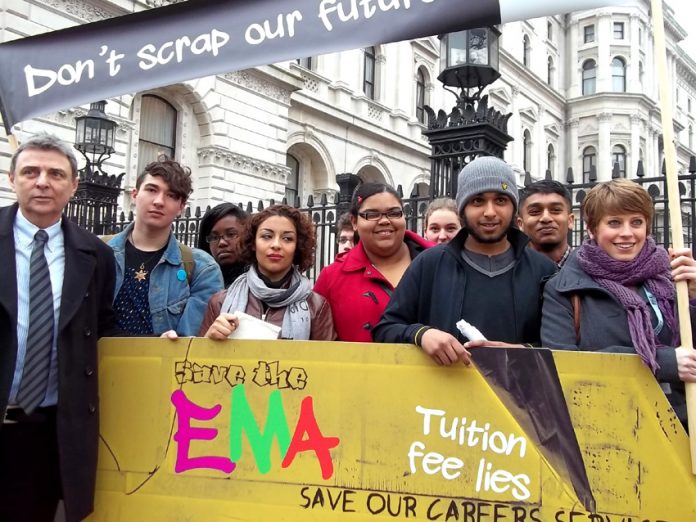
left=455, top=156, right=519, bottom=214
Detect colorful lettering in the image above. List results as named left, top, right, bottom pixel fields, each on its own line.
left=282, top=396, right=340, bottom=479
left=170, top=389, right=236, bottom=474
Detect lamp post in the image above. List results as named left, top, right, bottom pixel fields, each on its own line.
left=68, top=100, right=124, bottom=234
left=74, top=100, right=117, bottom=179
left=424, top=27, right=512, bottom=198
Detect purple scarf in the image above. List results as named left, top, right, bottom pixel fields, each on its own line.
left=576, top=237, right=678, bottom=373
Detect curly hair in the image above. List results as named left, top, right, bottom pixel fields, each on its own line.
left=236, top=204, right=316, bottom=272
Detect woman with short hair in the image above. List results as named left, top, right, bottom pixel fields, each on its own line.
left=542, top=179, right=696, bottom=426
left=197, top=203, right=249, bottom=286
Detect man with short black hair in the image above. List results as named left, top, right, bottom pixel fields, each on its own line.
left=108, top=159, right=223, bottom=336
left=373, top=156, right=556, bottom=365
left=518, top=180, right=575, bottom=267
left=0, top=133, right=117, bottom=521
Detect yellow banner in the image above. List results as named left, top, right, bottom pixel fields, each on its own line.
left=88, top=339, right=696, bottom=521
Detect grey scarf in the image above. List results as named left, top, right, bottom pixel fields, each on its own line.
left=220, top=265, right=313, bottom=340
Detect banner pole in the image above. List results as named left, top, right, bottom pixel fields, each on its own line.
left=649, top=0, right=696, bottom=472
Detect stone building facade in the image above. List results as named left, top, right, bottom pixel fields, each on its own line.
left=0, top=0, right=694, bottom=211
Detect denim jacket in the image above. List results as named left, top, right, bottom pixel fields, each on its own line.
left=109, top=224, right=223, bottom=336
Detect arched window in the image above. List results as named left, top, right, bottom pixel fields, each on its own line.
left=363, top=46, right=376, bottom=100
left=416, top=67, right=426, bottom=124
left=611, top=57, right=626, bottom=92
left=612, top=145, right=626, bottom=177
left=523, top=129, right=532, bottom=173
left=547, top=144, right=556, bottom=176
left=582, top=146, right=596, bottom=183
left=547, top=56, right=555, bottom=87
left=523, top=35, right=531, bottom=67
left=285, top=153, right=300, bottom=205
left=582, top=60, right=597, bottom=95
left=138, top=94, right=177, bottom=176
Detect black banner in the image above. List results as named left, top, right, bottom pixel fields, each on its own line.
left=0, top=0, right=502, bottom=132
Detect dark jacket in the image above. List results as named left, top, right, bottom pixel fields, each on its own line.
left=373, top=227, right=557, bottom=345
left=0, top=203, right=117, bottom=522
left=541, top=251, right=692, bottom=421
left=199, top=289, right=337, bottom=341
left=314, top=230, right=433, bottom=342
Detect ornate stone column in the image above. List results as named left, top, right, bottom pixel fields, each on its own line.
left=597, top=12, right=612, bottom=93
left=598, top=112, right=612, bottom=180
left=567, top=118, right=580, bottom=178
left=630, top=113, right=642, bottom=177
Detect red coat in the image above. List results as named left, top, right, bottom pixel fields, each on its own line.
left=313, top=230, right=432, bottom=342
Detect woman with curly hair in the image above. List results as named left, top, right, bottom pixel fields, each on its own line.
left=199, top=204, right=336, bottom=340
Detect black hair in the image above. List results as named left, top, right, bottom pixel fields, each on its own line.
left=196, top=203, right=249, bottom=253
left=519, top=180, right=572, bottom=211
left=349, top=183, right=402, bottom=216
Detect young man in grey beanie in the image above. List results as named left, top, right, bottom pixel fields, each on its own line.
left=373, top=156, right=556, bottom=365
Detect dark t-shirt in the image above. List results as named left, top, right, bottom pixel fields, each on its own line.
left=459, top=247, right=518, bottom=342
left=113, top=241, right=167, bottom=335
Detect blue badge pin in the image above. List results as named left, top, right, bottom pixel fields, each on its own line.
left=177, top=269, right=187, bottom=282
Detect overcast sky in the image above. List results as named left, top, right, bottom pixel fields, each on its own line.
left=667, top=0, right=696, bottom=59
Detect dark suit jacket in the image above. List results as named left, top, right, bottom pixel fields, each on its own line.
left=0, top=203, right=117, bottom=522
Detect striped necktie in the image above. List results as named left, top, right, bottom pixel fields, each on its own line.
left=16, top=229, right=54, bottom=414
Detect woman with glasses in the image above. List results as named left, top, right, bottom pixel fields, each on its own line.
left=199, top=204, right=336, bottom=341
left=314, top=183, right=433, bottom=341
left=197, top=203, right=249, bottom=286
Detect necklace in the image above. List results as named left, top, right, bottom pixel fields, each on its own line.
left=129, top=233, right=164, bottom=282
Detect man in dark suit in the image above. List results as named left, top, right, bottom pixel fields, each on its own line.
left=0, top=133, right=117, bottom=521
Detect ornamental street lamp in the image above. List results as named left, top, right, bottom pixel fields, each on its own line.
left=74, top=100, right=117, bottom=177
left=68, top=100, right=123, bottom=235
left=424, top=26, right=512, bottom=199
left=438, top=27, right=501, bottom=94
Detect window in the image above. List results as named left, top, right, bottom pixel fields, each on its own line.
left=612, top=145, right=626, bottom=177
left=285, top=153, right=300, bottom=205
left=582, top=60, right=597, bottom=95
left=523, top=130, right=532, bottom=173
left=363, top=46, right=376, bottom=99
left=547, top=144, right=555, bottom=177
left=639, top=27, right=643, bottom=44
left=416, top=68, right=426, bottom=124
left=639, top=61, right=644, bottom=88
left=582, top=146, right=596, bottom=183
left=611, top=57, right=626, bottom=92
left=523, top=35, right=531, bottom=67
left=584, top=25, right=595, bottom=43
left=690, top=125, right=693, bottom=150
left=138, top=94, right=176, bottom=176
left=613, top=22, right=624, bottom=39
left=296, top=57, right=313, bottom=69
left=689, top=98, right=692, bottom=113
left=547, top=21, right=553, bottom=41
left=547, top=56, right=555, bottom=87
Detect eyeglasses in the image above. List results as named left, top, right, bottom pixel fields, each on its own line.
left=357, top=209, right=404, bottom=221
left=206, top=231, right=239, bottom=244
